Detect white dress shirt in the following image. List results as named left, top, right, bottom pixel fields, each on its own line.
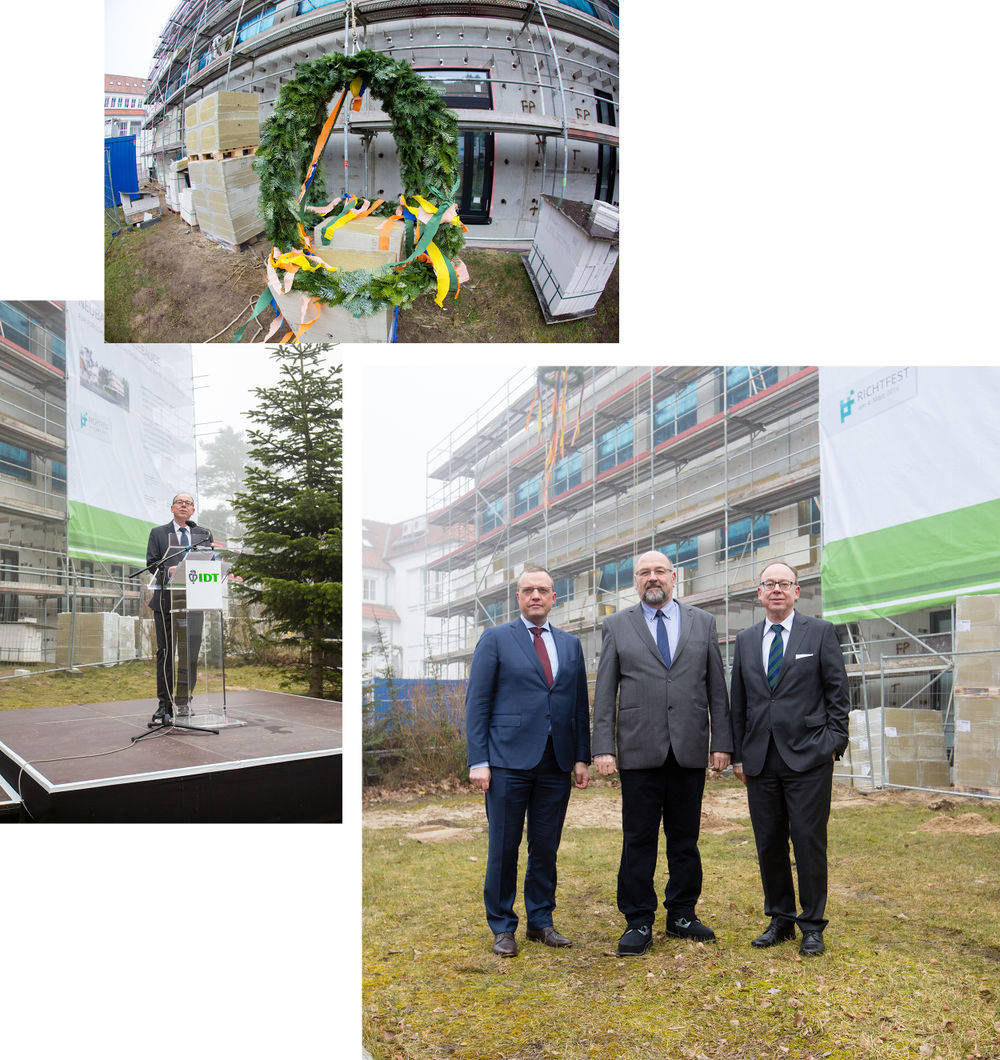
left=761, top=611, right=794, bottom=671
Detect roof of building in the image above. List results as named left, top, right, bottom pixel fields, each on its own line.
left=105, top=75, right=150, bottom=90
left=363, top=603, right=401, bottom=623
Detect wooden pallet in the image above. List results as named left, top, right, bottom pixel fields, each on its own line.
left=955, top=686, right=1000, bottom=696
left=188, top=145, right=258, bottom=162
left=201, top=230, right=262, bottom=253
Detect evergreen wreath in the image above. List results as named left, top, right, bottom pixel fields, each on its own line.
left=254, top=49, right=467, bottom=318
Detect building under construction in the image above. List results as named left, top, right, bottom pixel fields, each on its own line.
left=0, top=303, right=150, bottom=666
left=142, top=0, right=618, bottom=242
left=420, top=366, right=984, bottom=787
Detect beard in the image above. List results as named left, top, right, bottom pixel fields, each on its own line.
left=641, top=584, right=666, bottom=606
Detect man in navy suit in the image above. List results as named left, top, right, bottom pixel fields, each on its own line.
left=730, top=561, right=850, bottom=956
left=466, top=567, right=591, bottom=957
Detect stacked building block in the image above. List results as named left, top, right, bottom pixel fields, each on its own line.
left=184, top=90, right=263, bottom=247
left=184, top=91, right=260, bottom=158
left=267, top=214, right=405, bottom=342
left=525, top=195, right=619, bottom=320
left=56, top=612, right=120, bottom=667
left=848, top=707, right=949, bottom=790
left=953, top=594, right=1000, bottom=790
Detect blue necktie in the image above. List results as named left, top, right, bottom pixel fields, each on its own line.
left=654, top=609, right=671, bottom=667
left=766, top=623, right=784, bottom=688
left=178, top=527, right=189, bottom=547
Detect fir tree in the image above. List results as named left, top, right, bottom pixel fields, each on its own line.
left=232, top=344, right=342, bottom=698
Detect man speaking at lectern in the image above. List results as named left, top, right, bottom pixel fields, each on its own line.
left=146, top=493, right=213, bottom=726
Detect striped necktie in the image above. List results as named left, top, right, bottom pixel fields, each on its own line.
left=766, top=623, right=784, bottom=688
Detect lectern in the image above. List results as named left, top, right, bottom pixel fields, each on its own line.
left=163, top=554, right=246, bottom=730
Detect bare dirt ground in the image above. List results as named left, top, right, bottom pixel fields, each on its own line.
left=105, top=186, right=618, bottom=343
left=362, top=778, right=998, bottom=841
left=106, top=189, right=269, bottom=343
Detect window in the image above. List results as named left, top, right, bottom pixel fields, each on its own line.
left=551, top=452, right=582, bottom=496
left=297, top=0, right=339, bottom=11
left=513, top=475, right=540, bottom=516
left=363, top=577, right=377, bottom=602
left=596, top=418, right=633, bottom=473
left=484, top=599, right=506, bottom=625
left=664, top=538, right=699, bottom=570
left=52, top=461, right=67, bottom=493
left=480, top=498, right=503, bottom=533
left=653, top=382, right=698, bottom=445
left=237, top=5, right=276, bottom=43
left=722, top=366, right=778, bottom=408
left=422, top=71, right=494, bottom=223
left=599, top=556, right=633, bottom=593
left=0, top=303, right=31, bottom=349
left=552, top=576, right=575, bottom=604
left=721, top=515, right=770, bottom=559
left=0, top=549, right=17, bottom=622
left=0, top=442, right=31, bottom=482
left=595, top=90, right=617, bottom=203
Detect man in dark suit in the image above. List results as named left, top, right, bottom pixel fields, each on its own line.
left=465, top=566, right=591, bottom=957
left=730, top=561, right=850, bottom=956
left=146, top=492, right=213, bottom=726
left=592, top=551, right=731, bottom=956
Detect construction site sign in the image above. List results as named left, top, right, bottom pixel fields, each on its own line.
left=819, top=365, right=1000, bottom=622
left=65, top=302, right=195, bottom=566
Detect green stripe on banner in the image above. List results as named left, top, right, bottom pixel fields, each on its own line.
left=821, top=497, right=1000, bottom=621
left=68, top=501, right=154, bottom=566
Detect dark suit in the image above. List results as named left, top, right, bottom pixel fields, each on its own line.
left=146, top=521, right=212, bottom=710
left=592, top=601, right=731, bottom=927
left=465, top=619, right=591, bottom=934
left=730, top=611, right=849, bottom=933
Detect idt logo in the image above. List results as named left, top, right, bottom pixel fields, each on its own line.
left=839, top=389, right=855, bottom=423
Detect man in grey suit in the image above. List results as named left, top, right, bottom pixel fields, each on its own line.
left=592, top=550, right=732, bottom=956
left=730, top=561, right=850, bottom=957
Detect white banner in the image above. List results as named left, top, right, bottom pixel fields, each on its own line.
left=819, top=366, right=1000, bottom=620
left=66, top=302, right=195, bottom=565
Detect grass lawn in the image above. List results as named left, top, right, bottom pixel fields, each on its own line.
left=363, top=781, right=1000, bottom=1059
left=0, top=658, right=311, bottom=710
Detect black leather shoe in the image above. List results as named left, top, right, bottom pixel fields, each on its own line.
left=666, top=915, right=716, bottom=942
left=526, top=925, right=572, bottom=947
left=616, top=924, right=653, bottom=956
left=492, top=932, right=517, bottom=957
left=799, top=930, right=825, bottom=956
left=751, top=919, right=797, bottom=948
left=148, top=705, right=172, bottom=728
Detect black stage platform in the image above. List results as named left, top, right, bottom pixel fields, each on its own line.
left=0, top=691, right=341, bottom=822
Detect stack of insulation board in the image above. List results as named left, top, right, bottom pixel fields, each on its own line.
left=55, top=612, right=120, bottom=667
left=267, top=214, right=405, bottom=342
left=138, top=618, right=156, bottom=660
left=0, top=621, right=43, bottom=663
left=118, top=615, right=139, bottom=661
left=184, top=90, right=259, bottom=158
left=165, top=158, right=189, bottom=213
left=185, top=90, right=263, bottom=247
left=953, top=594, right=1000, bottom=791
left=188, top=156, right=262, bottom=247
left=848, top=707, right=949, bottom=790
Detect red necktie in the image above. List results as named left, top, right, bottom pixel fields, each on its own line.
left=530, top=626, right=554, bottom=687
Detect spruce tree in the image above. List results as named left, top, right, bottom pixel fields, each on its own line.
left=232, top=344, right=342, bottom=698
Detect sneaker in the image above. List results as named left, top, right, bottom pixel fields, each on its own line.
left=665, top=915, right=716, bottom=942
left=616, top=924, right=653, bottom=956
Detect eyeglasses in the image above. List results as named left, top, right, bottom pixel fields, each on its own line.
left=760, top=580, right=796, bottom=591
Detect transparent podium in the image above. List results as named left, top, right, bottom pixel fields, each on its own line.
left=165, top=554, right=246, bottom=731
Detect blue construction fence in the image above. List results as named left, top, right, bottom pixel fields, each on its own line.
left=364, top=677, right=467, bottom=727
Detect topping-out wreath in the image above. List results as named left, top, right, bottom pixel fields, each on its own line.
left=254, top=49, right=468, bottom=321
